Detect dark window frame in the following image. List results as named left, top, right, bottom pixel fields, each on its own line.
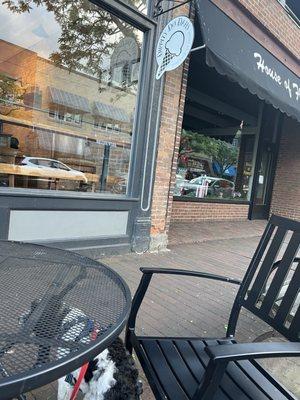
left=278, top=0, right=300, bottom=26
left=0, top=0, right=156, bottom=201
left=0, top=0, right=159, bottom=252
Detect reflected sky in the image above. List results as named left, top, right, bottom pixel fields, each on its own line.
left=0, top=1, right=143, bottom=76
left=0, top=4, right=61, bottom=59
left=121, top=0, right=148, bottom=14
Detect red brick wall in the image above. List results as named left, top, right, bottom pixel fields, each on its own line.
left=150, top=0, right=300, bottom=249
left=150, top=4, right=191, bottom=249
left=270, top=118, right=300, bottom=221
left=238, top=0, right=300, bottom=58
left=171, top=201, right=249, bottom=221
left=150, top=63, right=188, bottom=239
left=212, top=0, right=300, bottom=75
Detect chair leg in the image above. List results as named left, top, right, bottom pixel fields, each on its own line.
left=125, top=327, right=133, bottom=354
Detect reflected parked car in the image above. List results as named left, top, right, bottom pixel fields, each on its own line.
left=18, top=157, right=88, bottom=182
left=174, top=174, right=188, bottom=196
left=180, top=176, right=235, bottom=198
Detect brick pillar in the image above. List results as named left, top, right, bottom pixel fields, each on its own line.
left=270, top=118, right=300, bottom=221
left=150, top=3, right=192, bottom=250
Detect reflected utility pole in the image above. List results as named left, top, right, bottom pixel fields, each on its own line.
left=100, top=143, right=111, bottom=191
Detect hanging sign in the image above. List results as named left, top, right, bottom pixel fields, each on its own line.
left=156, top=16, right=194, bottom=80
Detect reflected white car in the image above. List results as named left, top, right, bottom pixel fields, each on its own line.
left=180, top=176, right=235, bottom=198
left=19, top=157, right=88, bottom=182
left=174, top=174, right=188, bottom=196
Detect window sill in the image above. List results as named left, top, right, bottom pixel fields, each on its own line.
left=173, top=196, right=250, bottom=205
left=0, top=187, right=138, bottom=202
left=48, top=117, right=83, bottom=128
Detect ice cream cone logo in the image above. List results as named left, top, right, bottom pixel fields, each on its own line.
left=156, top=31, right=184, bottom=79
left=156, top=16, right=194, bottom=80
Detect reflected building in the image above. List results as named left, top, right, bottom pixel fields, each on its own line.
left=0, top=34, right=138, bottom=194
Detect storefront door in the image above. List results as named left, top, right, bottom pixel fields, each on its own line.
left=251, top=142, right=274, bottom=219
left=249, top=106, right=282, bottom=220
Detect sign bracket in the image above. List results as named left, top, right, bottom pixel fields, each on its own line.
left=154, top=0, right=193, bottom=18
left=190, top=44, right=206, bottom=53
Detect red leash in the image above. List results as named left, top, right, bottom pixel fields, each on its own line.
left=70, top=329, right=99, bottom=400
left=70, top=362, right=89, bottom=400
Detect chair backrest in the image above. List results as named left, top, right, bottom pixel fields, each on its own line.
left=228, top=215, right=300, bottom=341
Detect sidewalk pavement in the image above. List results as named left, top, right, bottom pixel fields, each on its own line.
left=27, top=219, right=299, bottom=399
left=168, top=219, right=267, bottom=246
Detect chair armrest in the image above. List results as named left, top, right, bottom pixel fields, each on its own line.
left=126, top=267, right=240, bottom=350
left=192, top=342, right=300, bottom=400
left=140, top=267, right=241, bottom=285
left=205, top=342, right=300, bottom=362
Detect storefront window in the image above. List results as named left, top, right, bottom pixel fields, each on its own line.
left=175, top=127, right=256, bottom=201
left=121, top=0, right=148, bottom=14
left=0, top=0, right=143, bottom=195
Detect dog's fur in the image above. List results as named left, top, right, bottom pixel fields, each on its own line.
left=20, top=301, right=141, bottom=400
left=58, top=338, right=141, bottom=400
left=56, top=305, right=141, bottom=400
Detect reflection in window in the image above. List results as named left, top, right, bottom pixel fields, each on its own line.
left=280, top=0, right=300, bottom=22
left=175, top=128, right=256, bottom=201
left=0, top=0, right=143, bottom=195
left=121, top=0, right=148, bottom=14
left=49, top=110, right=83, bottom=125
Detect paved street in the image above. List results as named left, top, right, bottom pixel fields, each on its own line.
left=27, top=220, right=299, bottom=399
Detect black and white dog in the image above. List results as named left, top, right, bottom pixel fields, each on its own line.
left=20, top=302, right=142, bottom=400
left=58, top=337, right=141, bottom=400
left=56, top=306, right=142, bottom=400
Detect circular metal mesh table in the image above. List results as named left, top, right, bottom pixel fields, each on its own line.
left=0, top=241, right=131, bottom=399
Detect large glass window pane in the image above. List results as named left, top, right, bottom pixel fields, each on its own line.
left=175, top=128, right=256, bottom=201
left=0, top=0, right=143, bottom=195
left=121, top=0, right=148, bottom=14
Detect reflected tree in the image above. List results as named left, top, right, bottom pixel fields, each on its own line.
left=2, top=0, right=142, bottom=85
left=0, top=73, right=26, bottom=115
left=179, top=130, right=238, bottom=178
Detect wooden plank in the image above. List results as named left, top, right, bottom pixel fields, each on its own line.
left=0, top=163, right=99, bottom=183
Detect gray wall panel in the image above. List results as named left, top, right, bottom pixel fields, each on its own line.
left=8, top=210, right=128, bottom=241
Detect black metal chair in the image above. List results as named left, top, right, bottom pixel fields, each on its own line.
left=125, top=215, right=300, bottom=400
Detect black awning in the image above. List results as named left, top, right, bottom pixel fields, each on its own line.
left=195, top=0, right=300, bottom=122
